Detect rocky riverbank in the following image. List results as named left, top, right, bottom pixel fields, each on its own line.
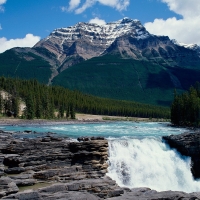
left=163, top=131, right=200, bottom=179
left=1, top=130, right=200, bottom=199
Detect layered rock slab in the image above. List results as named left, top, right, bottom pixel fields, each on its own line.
left=2, top=177, right=123, bottom=199
left=2, top=183, right=200, bottom=200
left=0, top=133, right=111, bottom=199
left=1, top=135, right=108, bottom=178
left=107, top=187, right=200, bottom=200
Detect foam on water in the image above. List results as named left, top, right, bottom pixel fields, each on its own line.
left=107, top=138, right=200, bottom=192
left=2, top=122, right=187, bottom=139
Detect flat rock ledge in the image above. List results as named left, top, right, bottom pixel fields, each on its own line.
left=163, top=131, right=200, bottom=179
left=0, top=130, right=200, bottom=200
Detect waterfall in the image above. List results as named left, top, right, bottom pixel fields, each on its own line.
left=107, top=138, right=200, bottom=192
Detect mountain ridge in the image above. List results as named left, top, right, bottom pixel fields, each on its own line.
left=34, top=18, right=152, bottom=72
left=34, top=17, right=200, bottom=73
left=0, top=17, right=200, bottom=106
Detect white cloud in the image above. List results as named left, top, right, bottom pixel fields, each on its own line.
left=0, top=24, right=2, bottom=30
left=0, top=0, right=7, bottom=4
left=161, top=0, right=200, bottom=18
left=68, top=0, right=81, bottom=11
left=75, top=0, right=95, bottom=14
left=0, top=34, right=41, bottom=53
left=98, top=0, right=129, bottom=11
left=61, top=0, right=81, bottom=12
left=144, top=0, right=200, bottom=45
left=89, top=17, right=106, bottom=25
left=65, top=0, right=130, bottom=14
left=0, top=0, right=6, bottom=12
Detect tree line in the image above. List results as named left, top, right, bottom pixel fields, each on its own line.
left=171, top=82, right=200, bottom=127
left=0, top=76, right=170, bottom=119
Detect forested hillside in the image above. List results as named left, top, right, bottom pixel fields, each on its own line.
left=171, top=82, right=200, bottom=126
left=0, top=77, right=170, bottom=119
left=52, top=55, right=200, bottom=106
left=0, top=49, right=52, bottom=83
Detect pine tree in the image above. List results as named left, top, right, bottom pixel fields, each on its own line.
left=35, top=95, right=43, bottom=119
left=4, top=97, right=12, bottom=117
left=66, top=105, right=70, bottom=118
left=12, top=96, right=19, bottom=118
left=0, top=94, right=3, bottom=115
left=70, top=104, right=76, bottom=119
left=25, top=95, right=35, bottom=119
left=59, top=104, right=64, bottom=118
left=48, top=99, right=55, bottom=119
left=171, top=83, right=200, bottom=127
left=42, top=91, right=51, bottom=119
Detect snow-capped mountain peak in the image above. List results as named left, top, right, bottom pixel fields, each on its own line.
left=34, top=18, right=152, bottom=63
left=33, top=18, right=200, bottom=78
left=172, top=39, right=200, bottom=51
left=48, top=17, right=151, bottom=46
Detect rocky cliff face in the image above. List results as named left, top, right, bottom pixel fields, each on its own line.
left=163, top=132, right=200, bottom=179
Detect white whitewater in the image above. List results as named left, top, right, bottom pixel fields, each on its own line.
left=107, top=138, right=200, bottom=193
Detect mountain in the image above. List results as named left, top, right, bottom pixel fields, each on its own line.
left=34, top=18, right=152, bottom=73
left=35, top=17, right=200, bottom=71
left=172, top=39, right=200, bottom=53
left=0, top=17, right=200, bottom=106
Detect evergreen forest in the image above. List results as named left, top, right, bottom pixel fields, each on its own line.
left=171, top=82, right=200, bottom=127
left=0, top=77, right=170, bottom=120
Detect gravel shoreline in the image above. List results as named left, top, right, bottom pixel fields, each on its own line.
left=0, top=114, right=107, bottom=126
left=0, top=114, right=168, bottom=126
left=0, top=118, right=106, bottom=126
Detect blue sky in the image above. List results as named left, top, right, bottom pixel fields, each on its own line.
left=0, top=0, right=200, bottom=53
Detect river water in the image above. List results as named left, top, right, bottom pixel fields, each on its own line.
left=1, top=121, right=200, bottom=192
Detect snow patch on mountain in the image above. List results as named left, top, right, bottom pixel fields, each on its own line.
left=47, top=17, right=151, bottom=46
left=172, top=39, right=200, bottom=51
